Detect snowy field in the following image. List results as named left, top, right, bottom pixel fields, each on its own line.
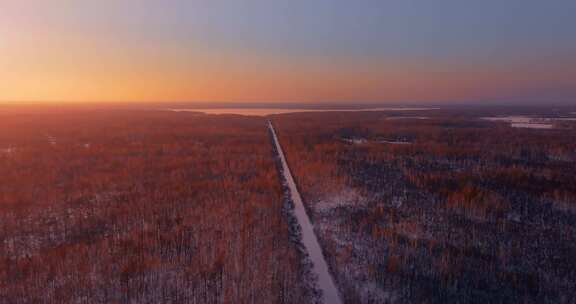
left=483, top=116, right=576, bottom=129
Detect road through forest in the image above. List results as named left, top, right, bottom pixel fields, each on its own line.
left=268, top=120, right=342, bottom=304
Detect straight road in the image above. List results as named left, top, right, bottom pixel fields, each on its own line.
left=268, top=120, right=342, bottom=304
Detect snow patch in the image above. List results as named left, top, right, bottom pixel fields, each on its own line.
left=46, top=135, right=56, bottom=145
left=341, top=137, right=412, bottom=145
left=341, top=137, right=368, bottom=145
left=385, top=116, right=430, bottom=120
left=356, top=281, right=398, bottom=303
left=376, top=140, right=412, bottom=145
left=483, top=116, right=576, bottom=129
left=0, top=147, right=16, bottom=154
left=511, top=123, right=553, bottom=129
left=315, top=188, right=365, bottom=213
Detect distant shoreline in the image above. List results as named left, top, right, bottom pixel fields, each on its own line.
left=169, top=107, right=439, bottom=116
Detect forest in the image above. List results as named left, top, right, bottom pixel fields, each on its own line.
left=1, top=105, right=575, bottom=303
left=273, top=109, right=576, bottom=303
left=0, top=107, right=316, bottom=303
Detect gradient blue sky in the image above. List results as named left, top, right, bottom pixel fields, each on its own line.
left=1, top=0, right=575, bottom=104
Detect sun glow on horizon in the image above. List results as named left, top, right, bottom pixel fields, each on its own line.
left=1, top=1, right=575, bottom=105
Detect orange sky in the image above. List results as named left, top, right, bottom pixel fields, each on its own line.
left=1, top=1, right=575, bottom=104
left=2, top=36, right=574, bottom=104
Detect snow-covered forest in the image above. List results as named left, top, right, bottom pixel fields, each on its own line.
left=273, top=109, right=576, bottom=303
left=0, top=108, right=315, bottom=303
left=1, top=106, right=575, bottom=303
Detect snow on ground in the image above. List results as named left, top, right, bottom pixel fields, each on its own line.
left=385, top=116, right=430, bottom=120
left=356, top=281, right=398, bottom=303
left=312, top=188, right=396, bottom=303
left=483, top=116, right=576, bottom=129
left=314, top=187, right=366, bottom=213
left=0, top=147, right=16, bottom=154
left=483, top=116, right=532, bottom=123
left=269, top=121, right=342, bottom=304
left=510, top=123, right=553, bottom=129
left=46, top=135, right=56, bottom=145
left=341, top=137, right=368, bottom=145
left=341, top=137, right=412, bottom=145
left=376, top=140, right=412, bottom=145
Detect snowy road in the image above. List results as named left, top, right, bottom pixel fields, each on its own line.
left=268, top=121, right=342, bottom=304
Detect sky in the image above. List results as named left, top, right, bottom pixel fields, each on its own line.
left=1, top=0, right=575, bottom=105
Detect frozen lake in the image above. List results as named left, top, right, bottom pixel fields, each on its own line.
left=170, top=107, right=437, bottom=116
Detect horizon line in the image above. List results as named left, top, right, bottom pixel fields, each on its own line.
left=1, top=100, right=575, bottom=107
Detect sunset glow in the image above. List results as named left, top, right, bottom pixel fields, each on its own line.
left=1, top=1, right=575, bottom=104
